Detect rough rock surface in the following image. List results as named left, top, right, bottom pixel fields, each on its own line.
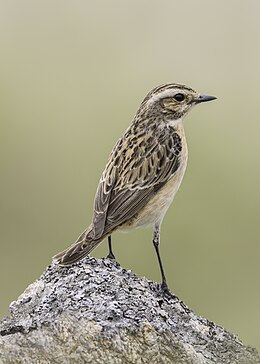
left=0, top=257, right=259, bottom=364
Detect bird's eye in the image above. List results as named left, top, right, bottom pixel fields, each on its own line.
left=174, top=93, right=185, bottom=102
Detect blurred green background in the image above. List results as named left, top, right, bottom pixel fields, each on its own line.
left=0, top=0, right=259, bottom=352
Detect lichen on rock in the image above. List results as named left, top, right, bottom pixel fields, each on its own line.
left=0, top=257, right=259, bottom=364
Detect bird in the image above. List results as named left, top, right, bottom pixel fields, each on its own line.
left=53, top=83, right=216, bottom=293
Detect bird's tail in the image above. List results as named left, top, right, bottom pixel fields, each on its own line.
left=53, top=226, right=104, bottom=265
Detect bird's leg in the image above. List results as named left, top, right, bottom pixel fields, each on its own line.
left=153, top=224, right=170, bottom=294
left=106, top=235, right=116, bottom=260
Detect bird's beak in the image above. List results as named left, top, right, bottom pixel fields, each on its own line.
left=194, top=94, right=217, bottom=104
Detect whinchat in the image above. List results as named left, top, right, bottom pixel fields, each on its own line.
left=54, top=83, right=216, bottom=292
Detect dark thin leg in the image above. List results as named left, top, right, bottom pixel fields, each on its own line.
left=106, top=235, right=116, bottom=260
left=153, top=224, right=170, bottom=294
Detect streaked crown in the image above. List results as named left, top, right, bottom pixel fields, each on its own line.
left=139, top=83, right=216, bottom=120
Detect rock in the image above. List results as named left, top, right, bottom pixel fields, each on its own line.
left=0, top=257, right=259, bottom=364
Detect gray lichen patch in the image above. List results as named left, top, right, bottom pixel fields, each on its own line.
left=0, top=257, right=259, bottom=364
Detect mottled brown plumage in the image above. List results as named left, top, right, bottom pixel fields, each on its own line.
left=53, top=83, right=216, bottom=291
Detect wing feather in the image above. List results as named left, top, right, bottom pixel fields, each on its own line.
left=92, top=126, right=182, bottom=239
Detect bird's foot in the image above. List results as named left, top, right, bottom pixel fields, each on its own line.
left=161, top=281, right=172, bottom=297
left=106, top=252, right=116, bottom=260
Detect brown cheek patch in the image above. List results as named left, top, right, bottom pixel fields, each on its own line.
left=161, top=98, right=178, bottom=112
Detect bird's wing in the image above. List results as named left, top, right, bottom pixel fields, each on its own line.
left=92, top=126, right=183, bottom=238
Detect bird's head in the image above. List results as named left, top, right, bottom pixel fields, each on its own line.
left=139, top=83, right=216, bottom=124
